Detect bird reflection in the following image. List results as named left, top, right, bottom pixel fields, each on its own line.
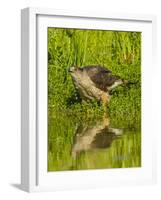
left=71, top=116, right=123, bottom=159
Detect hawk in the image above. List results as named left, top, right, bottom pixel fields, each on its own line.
left=69, top=65, right=130, bottom=105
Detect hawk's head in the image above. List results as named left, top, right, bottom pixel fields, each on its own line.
left=68, top=66, right=83, bottom=73
left=68, top=66, right=84, bottom=80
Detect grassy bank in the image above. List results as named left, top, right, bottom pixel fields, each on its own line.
left=48, top=28, right=141, bottom=123
left=48, top=28, right=141, bottom=171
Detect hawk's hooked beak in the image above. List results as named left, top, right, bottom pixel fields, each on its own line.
left=68, top=66, right=75, bottom=73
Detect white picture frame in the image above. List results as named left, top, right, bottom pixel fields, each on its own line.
left=21, top=7, right=157, bottom=192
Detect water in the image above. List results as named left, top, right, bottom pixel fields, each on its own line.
left=48, top=112, right=141, bottom=171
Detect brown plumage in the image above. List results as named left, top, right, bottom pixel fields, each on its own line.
left=84, top=65, right=122, bottom=92
left=69, top=65, right=129, bottom=105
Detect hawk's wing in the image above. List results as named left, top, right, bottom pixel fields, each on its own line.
left=84, top=65, right=120, bottom=92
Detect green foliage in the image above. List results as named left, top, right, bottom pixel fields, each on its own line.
left=48, top=28, right=141, bottom=171
left=48, top=28, right=141, bottom=122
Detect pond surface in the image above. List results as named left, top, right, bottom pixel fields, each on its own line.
left=48, top=112, right=141, bottom=171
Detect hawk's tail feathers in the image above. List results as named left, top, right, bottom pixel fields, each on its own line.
left=122, top=79, right=139, bottom=86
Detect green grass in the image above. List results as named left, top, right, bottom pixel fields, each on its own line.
left=48, top=28, right=141, bottom=121
left=48, top=28, right=141, bottom=171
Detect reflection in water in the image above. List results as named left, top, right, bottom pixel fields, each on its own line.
left=72, top=116, right=123, bottom=159
left=48, top=112, right=141, bottom=171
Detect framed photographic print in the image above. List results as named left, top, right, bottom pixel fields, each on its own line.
left=21, top=7, right=156, bottom=192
